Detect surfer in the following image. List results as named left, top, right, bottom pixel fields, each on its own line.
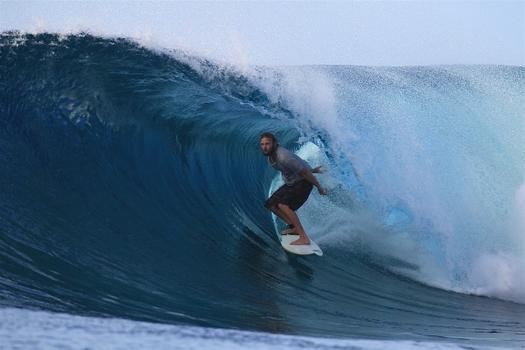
left=260, top=132, right=327, bottom=245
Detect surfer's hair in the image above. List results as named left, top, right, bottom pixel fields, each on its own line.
left=260, top=132, right=277, bottom=144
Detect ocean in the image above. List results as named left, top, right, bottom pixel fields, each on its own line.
left=0, top=32, right=523, bottom=349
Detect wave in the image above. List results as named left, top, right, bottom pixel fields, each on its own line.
left=0, top=32, right=524, bottom=347
left=0, top=307, right=499, bottom=350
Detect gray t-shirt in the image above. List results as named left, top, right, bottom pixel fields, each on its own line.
left=268, top=145, right=312, bottom=186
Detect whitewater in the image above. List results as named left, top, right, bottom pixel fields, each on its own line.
left=0, top=31, right=524, bottom=349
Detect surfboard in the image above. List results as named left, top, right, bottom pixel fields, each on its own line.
left=280, top=234, right=323, bottom=256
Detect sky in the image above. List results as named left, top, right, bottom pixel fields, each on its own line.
left=1, top=1, right=524, bottom=66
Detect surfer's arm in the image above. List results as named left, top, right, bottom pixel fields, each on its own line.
left=312, top=165, right=325, bottom=173
left=299, top=168, right=321, bottom=188
left=300, top=167, right=328, bottom=195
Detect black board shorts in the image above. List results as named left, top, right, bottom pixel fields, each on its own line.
left=264, top=179, right=313, bottom=211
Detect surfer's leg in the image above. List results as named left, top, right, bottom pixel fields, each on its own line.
left=269, top=204, right=293, bottom=226
left=277, top=203, right=310, bottom=245
left=264, top=185, right=293, bottom=226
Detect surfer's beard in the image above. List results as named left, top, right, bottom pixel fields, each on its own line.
left=268, top=143, right=277, bottom=158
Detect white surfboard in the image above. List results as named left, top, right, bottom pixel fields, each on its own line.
left=280, top=234, right=323, bottom=256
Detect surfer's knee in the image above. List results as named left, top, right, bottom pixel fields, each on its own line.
left=277, top=203, right=290, bottom=211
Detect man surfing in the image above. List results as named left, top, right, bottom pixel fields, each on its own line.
left=261, top=132, right=327, bottom=245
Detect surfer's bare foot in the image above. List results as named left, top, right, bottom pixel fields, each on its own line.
left=281, top=224, right=298, bottom=235
left=290, top=236, right=310, bottom=245
left=281, top=228, right=298, bottom=235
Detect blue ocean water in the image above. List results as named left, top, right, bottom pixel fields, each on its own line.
left=0, top=32, right=523, bottom=349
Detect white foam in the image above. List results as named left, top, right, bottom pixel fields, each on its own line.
left=0, top=307, right=496, bottom=350
left=259, top=66, right=525, bottom=305
left=466, top=252, right=525, bottom=303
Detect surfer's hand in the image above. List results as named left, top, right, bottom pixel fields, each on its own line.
left=317, top=186, right=328, bottom=195
left=313, top=165, right=325, bottom=174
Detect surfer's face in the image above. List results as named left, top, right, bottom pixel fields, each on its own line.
left=260, top=137, right=275, bottom=155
